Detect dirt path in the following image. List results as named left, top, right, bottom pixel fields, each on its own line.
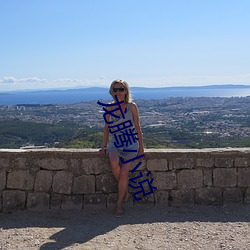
left=0, top=205, right=250, bottom=250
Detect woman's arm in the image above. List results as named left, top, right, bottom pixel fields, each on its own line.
left=100, top=107, right=110, bottom=155
left=131, top=102, right=145, bottom=155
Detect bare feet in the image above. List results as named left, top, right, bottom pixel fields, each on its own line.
left=123, top=190, right=128, bottom=202
left=114, top=207, right=124, bottom=217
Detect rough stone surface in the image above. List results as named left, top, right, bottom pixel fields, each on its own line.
left=171, top=156, right=195, bottom=169
left=213, top=168, right=237, bottom=188
left=0, top=171, right=6, bottom=191
left=196, top=187, right=222, bottom=205
left=34, top=170, right=53, bottom=192
left=7, top=170, right=34, bottom=190
left=72, top=175, right=95, bottom=194
left=154, top=190, right=169, bottom=206
left=238, top=168, right=250, bottom=187
left=215, top=157, right=234, bottom=168
left=0, top=192, right=2, bottom=212
left=52, top=171, right=73, bottom=194
left=84, top=194, right=106, bottom=210
left=50, top=193, right=64, bottom=209
left=235, top=157, right=250, bottom=167
left=170, top=189, right=195, bottom=206
left=81, top=157, right=110, bottom=175
left=203, top=169, right=213, bottom=187
left=0, top=157, right=11, bottom=170
left=177, top=169, right=203, bottom=189
left=27, top=192, right=50, bottom=210
left=223, top=188, right=243, bottom=203
left=152, top=172, right=176, bottom=189
left=36, top=158, right=68, bottom=170
left=0, top=148, right=250, bottom=212
left=196, top=158, right=214, bottom=168
left=61, top=195, right=83, bottom=210
left=146, top=159, right=168, bottom=171
left=96, top=174, right=117, bottom=193
left=2, top=190, right=26, bottom=212
left=245, top=188, right=250, bottom=204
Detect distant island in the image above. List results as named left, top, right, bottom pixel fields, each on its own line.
left=1, top=84, right=250, bottom=105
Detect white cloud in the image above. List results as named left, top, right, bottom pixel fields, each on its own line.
left=19, top=77, right=46, bottom=83
left=1, top=74, right=249, bottom=91
left=0, top=76, right=46, bottom=84
left=0, top=77, right=16, bottom=84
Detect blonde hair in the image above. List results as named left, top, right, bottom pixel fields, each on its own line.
left=109, top=79, right=132, bottom=103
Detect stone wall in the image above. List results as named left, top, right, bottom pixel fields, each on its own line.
left=0, top=148, right=250, bottom=213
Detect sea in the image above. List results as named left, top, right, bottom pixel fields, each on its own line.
left=0, top=86, right=250, bottom=105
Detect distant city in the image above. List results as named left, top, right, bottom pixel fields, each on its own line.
left=0, top=95, right=250, bottom=149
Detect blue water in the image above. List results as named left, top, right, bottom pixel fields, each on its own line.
left=0, top=87, right=250, bottom=105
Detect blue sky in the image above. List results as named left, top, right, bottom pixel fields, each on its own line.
left=0, top=0, right=250, bottom=91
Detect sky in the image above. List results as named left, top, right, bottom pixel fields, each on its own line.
left=0, top=0, right=250, bottom=91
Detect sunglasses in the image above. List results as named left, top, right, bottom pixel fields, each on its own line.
left=113, top=87, right=125, bottom=92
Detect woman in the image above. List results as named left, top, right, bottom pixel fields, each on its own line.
left=99, top=79, right=145, bottom=217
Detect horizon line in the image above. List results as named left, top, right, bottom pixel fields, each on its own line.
left=1, top=83, right=250, bottom=93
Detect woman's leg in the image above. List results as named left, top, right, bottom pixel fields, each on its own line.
left=116, top=161, right=133, bottom=209
left=108, top=151, right=120, bottom=181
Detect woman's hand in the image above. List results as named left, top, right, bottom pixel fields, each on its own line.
left=137, top=147, right=144, bottom=157
left=99, top=148, right=107, bottom=155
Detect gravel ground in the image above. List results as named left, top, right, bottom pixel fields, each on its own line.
left=0, top=205, right=250, bottom=250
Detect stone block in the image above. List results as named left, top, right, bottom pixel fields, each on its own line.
left=154, top=190, right=169, bottom=206
left=169, top=189, right=194, bottom=206
left=214, top=158, right=234, bottom=168
left=80, top=157, right=110, bottom=175
left=171, top=156, right=195, bottom=170
left=2, top=190, right=26, bottom=212
left=0, top=171, right=6, bottom=190
left=223, top=188, right=243, bottom=204
left=7, top=170, right=34, bottom=190
left=0, top=192, right=2, bottom=212
left=238, top=168, right=250, bottom=187
left=107, top=193, right=118, bottom=209
left=203, top=169, right=213, bottom=187
left=27, top=192, right=50, bottom=210
left=72, top=175, right=95, bottom=194
left=196, top=158, right=214, bottom=168
left=131, top=158, right=146, bottom=172
left=128, top=170, right=156, bottom=193
left=61, top=195, right=83, bottom=210
left=151, top=172, right=176, bottom=190
left=12, top=157, right=29, bottom=169
left=133, top=193, right=154, bottom=207
left=146, top=159, right=168, bottom=171
left=34, top=170, right=53, bottom=192
left=36, top=158, right=68, bottom=170
left=245, top=188, right=250, bottom=204
left=213, top=168, right=237, bottom=188
left=68, top=159, right=82, bottom=175
left=52, top=171, right=73, bottom=194
left=177, top=169, right=203, bottom=189
left=50, top=193, right=64, bottom=209
left=195, top=187, right=222, bottom=205
left=84, top=194, right=106, bottom=210
left=0, top=157, right=11, bottom=171
left=234, top=157, right=250, bottom=167
left=96, top=174, right=117, bottom=193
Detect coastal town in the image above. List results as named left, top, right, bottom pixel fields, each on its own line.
left=0, top=96, right=250, bottom=148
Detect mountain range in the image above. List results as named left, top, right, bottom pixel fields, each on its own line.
left=1, top=84, right=250, bottom=105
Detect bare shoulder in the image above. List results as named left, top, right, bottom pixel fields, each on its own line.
left=130, top=102, right=139, bottom=113
left=130, top=102, right=138, bottom=109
